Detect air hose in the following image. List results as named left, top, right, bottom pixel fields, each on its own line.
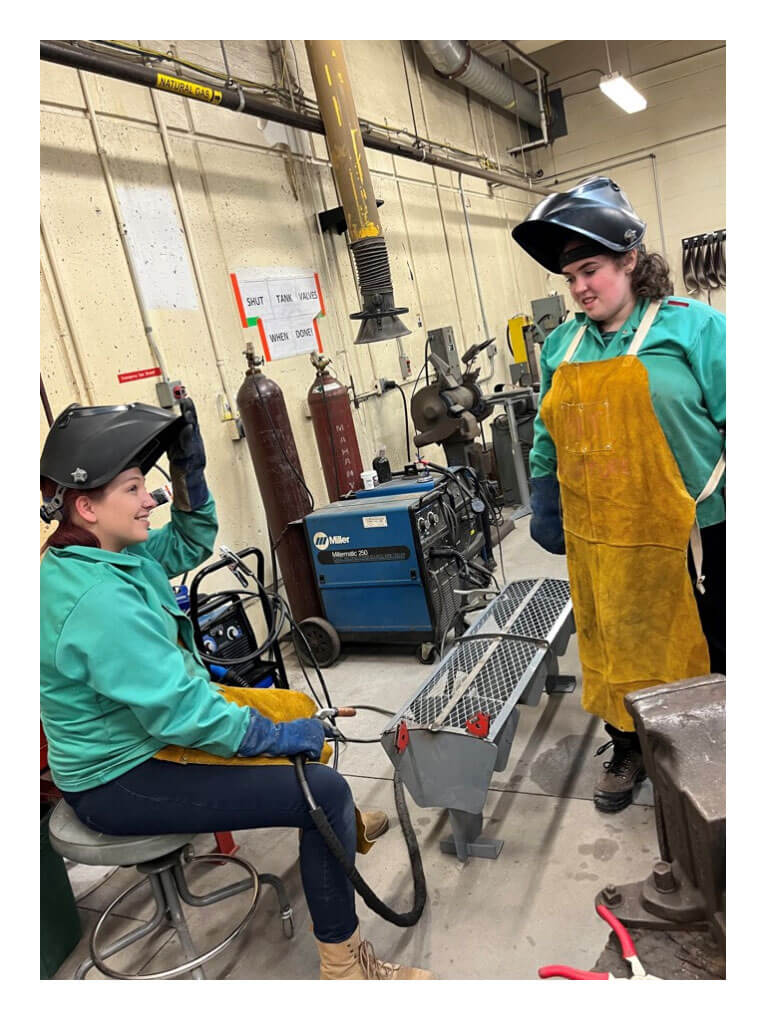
left=293, top=746, right=427, bottom=928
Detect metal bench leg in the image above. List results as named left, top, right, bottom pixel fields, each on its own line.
left=440, top=809, right=504, bottom=862
left=158, top=870, right=206, bottom=980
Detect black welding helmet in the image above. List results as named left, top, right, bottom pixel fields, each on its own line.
left=40, top=402, right=184, bottom=522
left=511, top=177, right=647, bottom=275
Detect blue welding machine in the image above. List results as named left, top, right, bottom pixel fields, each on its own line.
left=303, top=473, right=486, bottom=661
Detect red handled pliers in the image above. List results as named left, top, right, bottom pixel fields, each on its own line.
left=539, top=904, right=659, bottom=980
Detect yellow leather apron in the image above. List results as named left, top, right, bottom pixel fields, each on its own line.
left=540, top=299, right=721, bottom=731
left=154, top=685, right=376, bottom=853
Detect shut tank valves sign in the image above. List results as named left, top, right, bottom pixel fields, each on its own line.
left=230, top=267, right=326, bottom=362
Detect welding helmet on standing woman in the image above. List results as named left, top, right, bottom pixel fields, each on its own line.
left=511, top=176, right=647, bottom=275
left=40, top=402, right=185, bottom=523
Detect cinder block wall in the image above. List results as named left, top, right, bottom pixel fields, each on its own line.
left=40, top=40, right=725, bottom=579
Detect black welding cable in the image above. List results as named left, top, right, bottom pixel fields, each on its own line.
left=392, top=383, right=412, bottom=463
left=294, top=755, right=427, bottom=927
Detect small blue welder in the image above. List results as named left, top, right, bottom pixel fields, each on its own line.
left=302, top=471, right=489, bottom=664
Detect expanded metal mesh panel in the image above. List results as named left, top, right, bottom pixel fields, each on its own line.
left=483, top=577, right=571, bottom=638
left=392, top=578, right=571, bottom=733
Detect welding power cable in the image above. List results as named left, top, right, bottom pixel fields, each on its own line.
left=293, top=753, right=427, bottom=928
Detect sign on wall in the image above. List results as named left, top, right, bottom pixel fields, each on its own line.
left=115, top=185, right=199, bottom=310
left=229, top=267, right=326, bottom=362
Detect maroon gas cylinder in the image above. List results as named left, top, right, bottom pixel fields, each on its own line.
left=236, top=349, right=322, bottom=623
left=307, top=365, right=364, bottom=501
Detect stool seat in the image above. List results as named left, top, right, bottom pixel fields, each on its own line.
left=48, top=799, right=195, bottom=868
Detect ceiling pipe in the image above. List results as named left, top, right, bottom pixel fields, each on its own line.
left=305, top=40, right=409, bottom=344
left=419, top=41, right=542, bottom=129
left=40, top=41, right=550, bottom=197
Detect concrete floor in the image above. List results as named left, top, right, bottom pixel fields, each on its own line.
left=53, top=516, right=662, bottom=980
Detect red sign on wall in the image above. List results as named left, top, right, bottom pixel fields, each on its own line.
left=118, top=367, right=163, bottom=384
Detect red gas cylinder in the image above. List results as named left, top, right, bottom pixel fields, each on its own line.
left=307, top=354, right=364, bottom=501
left=236, top=345, right=322, bottom=623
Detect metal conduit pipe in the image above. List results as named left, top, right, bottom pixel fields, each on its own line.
left=40, top=41, right=550, bottom=197
left=457, top=172, right=495, bottom=386
left=40, top=215, right=98, bottom=405
left=78, top=69, right=172, bottom=385
left=418, top=41, right=542, bottom=129
left=148, top=86, right=239, bottom=417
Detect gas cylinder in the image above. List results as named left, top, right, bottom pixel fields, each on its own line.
left=236, top=344, right=322, bottom=623
left=307, top=353, right=364, bottom=501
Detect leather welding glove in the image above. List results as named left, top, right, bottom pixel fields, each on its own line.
left=167, top=397, right=209, bottom=512
left=237, top=709, right=326, bottom=760
left=529, top=475, right=566, bottom=555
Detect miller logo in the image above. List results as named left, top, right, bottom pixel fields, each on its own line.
left=313, top=531, right=350, bottom=550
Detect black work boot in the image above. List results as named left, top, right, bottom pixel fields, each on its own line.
left=593, top=726, right=646, bottom=813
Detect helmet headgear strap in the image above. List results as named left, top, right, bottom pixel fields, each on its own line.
left=40, top=484, right=67, bottom=524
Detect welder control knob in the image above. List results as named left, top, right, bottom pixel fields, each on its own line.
left=427, top=512, right=438, bottom=526
left=203, top=636, right=218, bottom=654
left=226, top=626, right=242, bottom=640
left=417, top=517, right=427, bottom=533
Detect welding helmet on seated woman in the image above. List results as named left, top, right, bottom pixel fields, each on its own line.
left=40, top=402, right=185, bottom=523
left=511, top=176, right=647, bottom=275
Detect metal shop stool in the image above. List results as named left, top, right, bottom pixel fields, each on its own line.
left=48, top=799, right=294, bottom=980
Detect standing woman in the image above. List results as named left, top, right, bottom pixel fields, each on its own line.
left=39, top=399, right=431, bottom=979
left=512, top=177, right=725, bottom=813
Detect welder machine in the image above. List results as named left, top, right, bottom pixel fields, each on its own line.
left=303, top=470, right=490, bottom=665
left=178, top=546, right=289, bottom=689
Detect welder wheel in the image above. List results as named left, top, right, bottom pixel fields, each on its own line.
left=417, top=642, right=437, bottom=665
left=296, top=618, right=341, bottom=668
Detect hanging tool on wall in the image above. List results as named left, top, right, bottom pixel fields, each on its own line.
left=682, top=230, right=726, bottom=295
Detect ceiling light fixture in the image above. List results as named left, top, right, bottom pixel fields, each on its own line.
left=599, top=42, right=646, bottom=114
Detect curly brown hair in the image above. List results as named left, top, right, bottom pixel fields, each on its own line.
left=621, top=249, right=673, bottom=300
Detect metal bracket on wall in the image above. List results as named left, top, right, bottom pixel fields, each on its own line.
left=318, top=199, right=384, bottom=235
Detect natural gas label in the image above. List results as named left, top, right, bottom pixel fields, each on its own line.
left=156, top=73, right=222, bottom=105
left=362, top=516, right=388, bottom=529
left=317, top=546, right=410, bottom=565
left=229, top=268, right=326, bottom=362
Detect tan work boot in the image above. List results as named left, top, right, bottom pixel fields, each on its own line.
left=316, top=926, right=433, bottom=979
left=359, top=810, right=389, bottom=842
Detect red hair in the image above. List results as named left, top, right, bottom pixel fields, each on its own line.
left=40, top=478, right=107, bottom=553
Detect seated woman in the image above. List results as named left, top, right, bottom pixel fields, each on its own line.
left=39, top=399, right=431, bottom=981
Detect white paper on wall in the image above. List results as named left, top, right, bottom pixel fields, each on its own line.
left=115, top=185, right=199, bottom=310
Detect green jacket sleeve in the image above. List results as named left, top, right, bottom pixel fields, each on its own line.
left=56, top=580, right=250, bottom=756
left=688, top=311, right=726, bottom=430
left=529, top=341, right=558, bottom=478
left=140, top=493, right=218, bottom=579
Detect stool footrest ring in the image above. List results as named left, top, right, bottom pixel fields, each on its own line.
left=89, top=851, right=260, bottom=980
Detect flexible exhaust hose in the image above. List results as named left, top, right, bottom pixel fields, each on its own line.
left=294, top=755, right=427, bottom=927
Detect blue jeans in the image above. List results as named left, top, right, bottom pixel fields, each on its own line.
left=62, top=757, right=359, bottom=943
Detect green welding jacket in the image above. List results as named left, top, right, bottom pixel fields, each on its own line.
left=39, top=495, right=250, bottom=792
left=529, top=295, right=726, bottom=529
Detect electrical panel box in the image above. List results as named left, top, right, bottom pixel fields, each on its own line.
left=427, top=326, right=461, bottom=378
left=530, top=296, right=567, bottom=339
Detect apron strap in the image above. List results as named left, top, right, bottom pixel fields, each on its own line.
left=562, top=323, right=588, bottom=363
left=626, top=299, right=663, bottom=356
left=689, top=452, right=726, bottom=594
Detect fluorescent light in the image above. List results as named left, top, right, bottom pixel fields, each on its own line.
left=599, top=72, right=647, bottom=113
